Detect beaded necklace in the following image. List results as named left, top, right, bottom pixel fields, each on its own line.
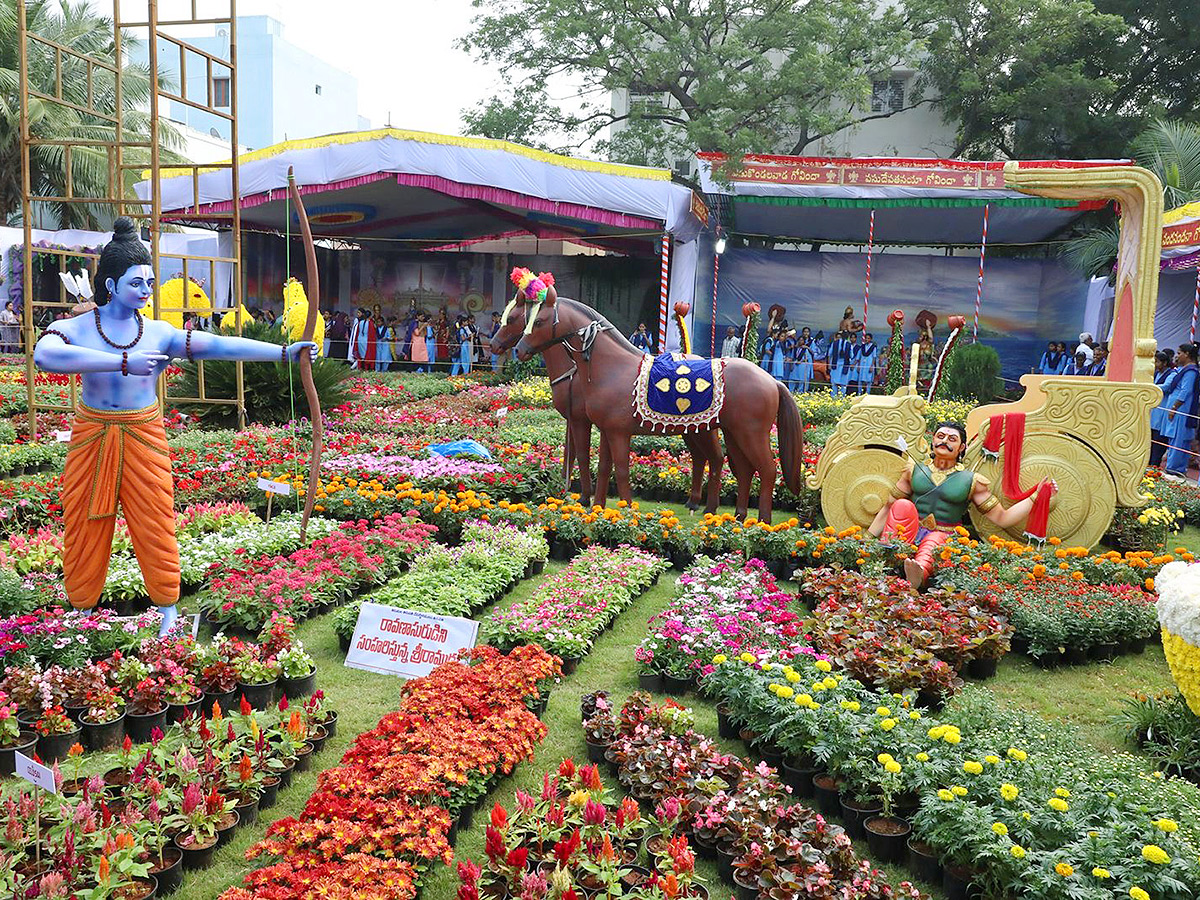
left=93, top=307, right=144, bottom=350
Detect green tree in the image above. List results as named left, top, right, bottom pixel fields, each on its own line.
left=0, top=0, right=178, bottom=228
left=913, top=0, right=1130, bottom=159
left=1062, top=120, right=1200, bottom=278
left=458, top=0, right=924, bottom=166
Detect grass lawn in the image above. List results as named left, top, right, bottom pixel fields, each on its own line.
left=147, top=493, right=1179, bottom=899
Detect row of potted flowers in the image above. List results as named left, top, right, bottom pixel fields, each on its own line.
left=635, top=557, right=806, bottom=690
left=584, top=691, right=923, bottom=900
left=218, top=644, right=561, bottom=900
left=802, top=567, right=1014, bottom=700
left=198, top=511, right=438, bottom=633
left=487, top=545, right=669, bottom=667
left=703, top=650, right=1200, bottom=900
left=939, top=567, right=1158, bottom=664
left=332, top=519, right=548, bottom=651
left=0, top=686, right=337, bottom=898
left=0, top=614, right=320, bottom=765
left=457, top=755, right=711, bottom=900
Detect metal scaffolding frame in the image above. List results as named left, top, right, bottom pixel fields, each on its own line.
left=17, top=0, right=246, bottom=435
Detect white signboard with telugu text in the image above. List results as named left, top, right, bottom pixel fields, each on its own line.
left=256, top=477, right=292, bottom=496
left=344, top=602, right=478, bottom=679
left=15, top=752, right=56, bottom=794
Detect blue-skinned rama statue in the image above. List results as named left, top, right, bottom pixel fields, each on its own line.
left=33, top=218, right=315, bottom=635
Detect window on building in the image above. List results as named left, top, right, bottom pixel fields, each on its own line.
left=315, top=84, right=322, bottom=96
left=628, top=91, right=667, bottom=116
left=870, top=78, right=905, bottom=113
left=212, top=76, right=230, bottom=108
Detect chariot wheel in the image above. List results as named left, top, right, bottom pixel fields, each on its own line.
left=969, top=432, right=1116, bottom=549
left=819, top=448, right=908, bottom=533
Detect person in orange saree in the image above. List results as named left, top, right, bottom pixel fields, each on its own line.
left=33, top=218, right=315, bottom=635
left=868, top=422, right=1051, bottom=589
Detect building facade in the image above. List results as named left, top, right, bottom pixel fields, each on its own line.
left=131, top=16, right=365, bottom=152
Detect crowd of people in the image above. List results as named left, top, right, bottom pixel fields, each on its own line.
left=322, top=304, right=505, bottom=373
left=1037, top=332, right=1110, bottom=377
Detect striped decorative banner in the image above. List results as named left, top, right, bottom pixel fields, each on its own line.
left=862, top=208, right=876, bottom=330
left=657, top=233, right=671, bottom=350
left=972, top=204, right=991, bottom=340
left=711, top=253, right=720, bottom=355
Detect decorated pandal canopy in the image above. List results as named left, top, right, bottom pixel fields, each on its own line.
left=135, top=129, right=709, bottom=348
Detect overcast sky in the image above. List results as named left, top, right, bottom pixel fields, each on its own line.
left=239, top=0, right=501, bottom=135
left=105, top=0, right=508, bottom=135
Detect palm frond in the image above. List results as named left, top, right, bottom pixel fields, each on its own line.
left=1060, top=223, right=1120, bottom=280
left=1130, top=120, right=1200, bottom=208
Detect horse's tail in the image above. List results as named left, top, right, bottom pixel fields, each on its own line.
left=775, top=381, right=805, bottom=495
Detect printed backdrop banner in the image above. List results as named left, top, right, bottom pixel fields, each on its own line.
left=711, top=248, right=1090, bottom=382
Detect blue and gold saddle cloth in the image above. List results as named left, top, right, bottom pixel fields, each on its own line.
left=633, top=353, right=726, bottom=432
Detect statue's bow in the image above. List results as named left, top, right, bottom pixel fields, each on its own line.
left=287, top=166, right=323, bottom=543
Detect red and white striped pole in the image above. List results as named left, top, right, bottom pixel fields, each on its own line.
left=972, top=204, right=991, bottom=341
left=657, top=233, right=671, bottom=351
left=862, top=209, right=876, bottom=330
left=710, top=253, right=720, bottom=355
left=1191, top=266, right=1200, bottom=342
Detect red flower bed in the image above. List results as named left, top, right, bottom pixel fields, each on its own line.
left=219, top=644, right=560, bottom=900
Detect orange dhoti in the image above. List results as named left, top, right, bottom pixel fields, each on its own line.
left=881, top=499, right=952, bottom=579
left=61, top=403, right=180, bottom=610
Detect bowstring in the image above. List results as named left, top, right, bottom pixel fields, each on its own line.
left=285, top=187, right=300, bottom=517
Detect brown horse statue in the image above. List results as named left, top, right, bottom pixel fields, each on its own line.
left=515, top=293, right=804, bottom=522
left=490, top=296, right=725, bottom=511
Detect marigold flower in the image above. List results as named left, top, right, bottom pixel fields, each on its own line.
left=1048, top=798, right=1069, bottom=812
left=1130, top=888, right=1150, bottom=900
left=1010, top=845, right=1026, bottom=859
left=937, top=789, right=955, bottom=802
left=1154, top=818, right=1178, bottom=832
left=1007, top=748, right=1027, bottom=761
left=1092, top=868, right=1111, bottom=879
left=1055, top=863, right=1074, bottom=877
left=1000, top=784, right=1019, bottom=801
left=963, top=760, right=984, bottom=775
left=1141, top=844, right=1170, bottom=865
left=951, top=785, right=968, bottom=797
left=991, top=822, right=1008, bottom=836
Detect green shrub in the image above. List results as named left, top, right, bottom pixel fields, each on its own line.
left=941, top=342, right=1002, bottom=405
left=167, top=321, right=353, bottom=428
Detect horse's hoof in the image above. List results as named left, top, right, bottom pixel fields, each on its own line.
left=685, top=501, right=699, bottom=512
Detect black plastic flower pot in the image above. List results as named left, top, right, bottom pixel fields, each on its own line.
left=36, top=726, right=83, bottom=764
left=64, top=703, right=88, bottom=725
left=320, top=711, right=337, bottom=738
left=840, top=796, right=883, bottom=841
left=732, top=870, right=759, bottom=900
left=231, top=793, right=259, bottom=829
left=781, top=759, right=817, bottom=798
left=585, top=739, right=608, bottom=764
left=662, top=674, right=691, bottom=696
left=716, top=704, right=739, bottom=739
left=201, top=688, right=237, bottom=717
left=637, top=672, right=663, bottom=693
left=237, top=680, right=277, bottom=711
left=942, top=864, right=982, bottom=900
left=81, top=713, right=126, bottom=753
left=811, top=773, right=843, bottom=817
left=125, top=708, right=168, bottom=744
left=279, top=667, right=317, bottom=699
left=174, top=834, right=218, bottom=870
left=865, top=816, right=911, bottom=864
left=215, top=810, right=240, bottom=848
left=167, top=700, right=203, bottom=725
left=149, top=847, right=183, bottom=895
left=0, top=731, right=38, bottom=775
left=308, top=724, right=329, bottom=753
left=258, top=776, right=281, bottom=810
left=294, top=743, right=314, bottom=772
left=907, top=838, right=943, bottom=886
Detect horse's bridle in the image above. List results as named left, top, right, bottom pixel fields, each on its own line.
left=522, top=303, right=614, bottom=369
